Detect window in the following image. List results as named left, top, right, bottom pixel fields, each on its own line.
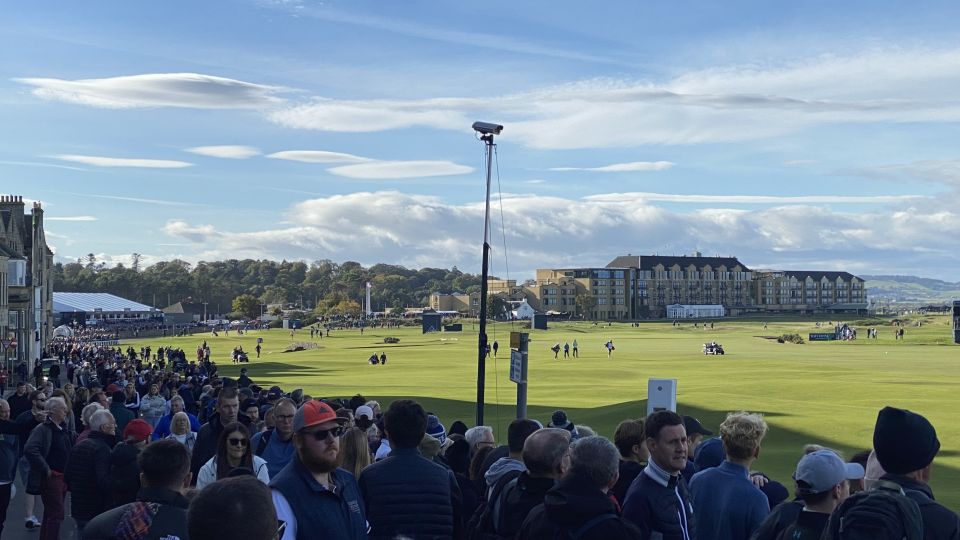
left=7, top=260, right=25, bottom=286
left=594, top=270, right=612, bottom=279
left=597, top=298, right=607, bottom=305
left=613, top=270, right=624, bottom=278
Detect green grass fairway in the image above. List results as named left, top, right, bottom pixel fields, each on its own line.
left=131, top=316, right=960, bottom=506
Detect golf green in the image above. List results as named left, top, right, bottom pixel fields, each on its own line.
left=129, top=315, right=960, bottom=507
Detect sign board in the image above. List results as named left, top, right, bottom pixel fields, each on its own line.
left=510, top=332, right=521, bottom=349
left=509, top=350, right=524, bottom=383
left=647, top=378, right=677, bottom=416
left=808, top=333, right=838, bottom=341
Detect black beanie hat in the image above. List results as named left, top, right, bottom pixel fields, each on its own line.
left=873, top=406, right=940, bottom=475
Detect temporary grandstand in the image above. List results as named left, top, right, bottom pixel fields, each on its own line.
left=53, top=292, right=162, bottom=326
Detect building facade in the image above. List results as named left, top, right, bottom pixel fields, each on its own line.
left=0, top=196, right=54, bottom=368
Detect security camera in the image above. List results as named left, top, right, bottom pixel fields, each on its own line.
left=472, top=121, right=503, bottom=135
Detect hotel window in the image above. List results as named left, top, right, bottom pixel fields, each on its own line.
left=598, top=298, right=607, bottom=305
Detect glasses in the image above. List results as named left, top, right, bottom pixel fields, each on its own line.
left=227, top=438, right=249, bottom=448
left=305, top=426, right=344, bottom=441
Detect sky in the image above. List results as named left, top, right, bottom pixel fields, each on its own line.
left=3, top=1, right=960, bottom=281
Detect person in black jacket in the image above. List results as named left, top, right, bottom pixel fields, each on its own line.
left=83, top=439, right=193, bottom=540
left=108, top=419, right=153, bottom=507
left=0, top=399, right=20, bottom=538
left=8, top=382, right=31, bottom=420
left=518, top=436, right=642, bottom=540
left=191, top=387, right=244, bottom=484
left=25, top=396, right=74, bottom=540
left=359, top=399, right=463, bottom=540
left=871, top=406, right=960, bottom=540
left=612, top=419, right=648, bottom=506
left=490, top=427, right=570, bottom=538
left=64, top=409, right=117, bottom=535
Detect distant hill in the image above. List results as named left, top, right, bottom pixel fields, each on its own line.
left=862, top=275, right=960, bottom=305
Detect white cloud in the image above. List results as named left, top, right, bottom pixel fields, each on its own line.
left=45, top=216, right=98, bottom=222
left=79, top=194, right=207, bottom=207
left=160, top=190, right=960, bottom=277
left=550, top=161, right=674, bottom=172
left=267, top=47, right=960, bottom=149
left=52, top=154, right=193, bottom=168
left=266, top=150, right=372, bottom=163
left=0, top=160, right=89, bottom=172
left=841, top=159, right=960, bottom=187
left=185, top=145, right=261, bottom=159
left=15, top=73, right=286, bottom=109
left=583, top=192, right=928, bottom=204
left=327, top=160, right=474, bottom=179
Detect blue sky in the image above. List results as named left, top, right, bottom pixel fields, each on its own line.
left=3, top=0, right=960, bottom=280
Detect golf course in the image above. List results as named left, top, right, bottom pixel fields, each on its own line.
left=131, top=315, right=960, bottom=506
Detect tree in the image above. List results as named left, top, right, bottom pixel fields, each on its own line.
left=487, top=295, right=508, bottom=319
left=232, top=294, right=260, bottom=319
left=575, top=293, right=597, bottom=319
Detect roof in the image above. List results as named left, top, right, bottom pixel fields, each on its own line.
left=607, top=255, right=750, bottom=271
left=53, top=292, right=158, bottom=313
left=781, top=271, right=860, bottom=282
left=162, top=301, right=207, bottom=315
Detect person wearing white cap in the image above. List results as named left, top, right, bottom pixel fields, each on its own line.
left=783, top=450, right=864, bottom=539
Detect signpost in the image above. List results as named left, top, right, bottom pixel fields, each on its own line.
left=509, top=332, right=529, bottom=419
left=808, top=333, right=837, bottom=341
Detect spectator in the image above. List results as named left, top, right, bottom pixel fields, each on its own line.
left=108, top=418, right=153, bottom=507
left=108, top=390, right=134, bottom=434
left=778, top=450, right=864, bottom=539
left=75, top=402, right=105, bottom=445
left=189, top=476, right=279, bottom=540
left=445, top=437, right=480, bottom=522
left=139, top=384, right=166, bottom=428
left=16, top=389, right=47, bottom=530
left=24, top=396, right=73, bottom=540
left=8, top=382, right=30, bottom=420
left=622, top=410, right=696, bottom=540
left=518, top=436, right=642, bottom=539
left=872, top=406, right=960, bottom=540
left=354, top=405, right=375, bottom=430
left=251, top=397, right=297, bottom=478
left=359, top=399, right=463, bottom=539
left=0, top=399, right=18, bottom=538
left=123, top=384, right=140, bottom=417
left=491, top=427, right=571, bottom=538
left=197, top=421, right=268, bottom=489
left=465, top=424, right=495, bottom=459
left=548, top=409, right=579, bottom=439
left=191, top=387, right=243, bottom=484
left=83, top=439, right=193, bottom=540
left=64, top=409, right=116, bottom=536
left=340, top=426, right=372, bottom=479
left=690, top=412, right=770, bottom=540
left=271, top=399, right=366, bottom=540
left=682, top=415, right=713, bottom=479
left=612, top=418, right=649, bottom=506
left=151, top=395, right=200, bottom=440
left=243, top=398, right=264, bottom=433
left=484, top=418, right=539, bottom=497
left=165, top=411, right=198, bottom=452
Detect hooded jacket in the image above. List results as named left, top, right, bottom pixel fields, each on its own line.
left=881, top=474, right=960, bottom=540
left=484, top=457, right=526, bottom=494
left=517, top=472, right=641, bottom=540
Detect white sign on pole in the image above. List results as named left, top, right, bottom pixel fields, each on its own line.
left=647, top=378, right=677, bottom=416
left=509, top=350, right=524, bottom=383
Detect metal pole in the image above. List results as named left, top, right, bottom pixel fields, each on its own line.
left=517, top=333, right=528, bottom=419
left=476, top=134, right=495, bottom=427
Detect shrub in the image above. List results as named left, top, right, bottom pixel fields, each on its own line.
left=779, top=333, right=805, bottom=344
left=384, top=337, right=400, bottom=344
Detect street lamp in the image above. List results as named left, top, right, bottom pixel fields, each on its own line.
left=472, top=121, right=503, bottom=427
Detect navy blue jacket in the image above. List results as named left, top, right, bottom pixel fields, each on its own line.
left=358, top=446, right=463, bottom=539
left=690, top=460, right=769, bottom=540
left=622, top=459, right=696, bottom=540
left=271, top=455, right=367, bottom=540
left=882, top=474, right=960, bottom=540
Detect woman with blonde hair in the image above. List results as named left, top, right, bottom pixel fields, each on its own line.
left=339, top=427, right=372, bottom=479
left=165, top=411, right=197, bottom=452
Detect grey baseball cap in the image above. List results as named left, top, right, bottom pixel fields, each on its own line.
left=794, top=449, right=865, bottom=495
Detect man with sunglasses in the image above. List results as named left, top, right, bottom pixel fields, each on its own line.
left=271, top=400, right=367, bottom=540
left=253, top=398, right=297, bottom=478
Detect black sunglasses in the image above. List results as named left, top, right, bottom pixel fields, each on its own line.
left=306, top=426, right=345, bottom=441
left=227, top=438, right=248, bottom=447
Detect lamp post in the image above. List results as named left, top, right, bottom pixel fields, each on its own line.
left=472, top=121, right=503, bottom=427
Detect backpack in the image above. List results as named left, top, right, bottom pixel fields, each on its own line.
left=823, top=480, right=923, bottom=540
left=555, top=513, right=619, bottom=540
left=254, top=429, right=273, bottom=457
left=466, top=470, right=522, bottom=540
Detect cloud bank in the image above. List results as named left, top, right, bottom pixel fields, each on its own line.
left=51, top=155, right=193, bottom=168
left=185, top=145, right=261, bottom=159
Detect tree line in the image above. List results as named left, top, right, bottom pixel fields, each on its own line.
left=52, top=255, right=484, bottom=317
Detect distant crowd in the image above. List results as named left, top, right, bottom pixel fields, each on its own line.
left=0, top=338, right=952, bottom=540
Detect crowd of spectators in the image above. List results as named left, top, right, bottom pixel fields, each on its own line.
left=0, top=339, right=952, bottom=540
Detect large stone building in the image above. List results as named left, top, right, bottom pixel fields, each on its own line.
left=0, top=195, right=54, bottom=367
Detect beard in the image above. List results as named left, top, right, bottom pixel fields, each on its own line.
left=299, top=446, right=339, bottom=474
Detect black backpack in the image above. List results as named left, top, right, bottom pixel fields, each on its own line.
left=555, top=513, right=618, bottom=540
left=823, top=480, right=923, bottom=540
left=466, top=470, right=523, bottom=540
